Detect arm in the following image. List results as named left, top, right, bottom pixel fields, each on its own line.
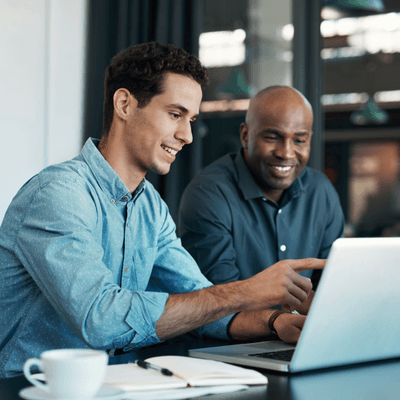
left=155, top=258, right=325, bottom=340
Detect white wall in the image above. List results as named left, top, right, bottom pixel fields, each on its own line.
left=0, top=0, right=87, bottom=222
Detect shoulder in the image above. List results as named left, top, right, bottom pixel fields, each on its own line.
left=15, top=158, right=99, bottom=217
left=7, top=157, right=93, bottom=204
left=300, top=166, right=337, bottom=193
left=179, top=155, right=240, bottom=225
left=38, top=156, right=94, bottom=188
left=1, top=159, right=101, bottom=244
left=184, top=153, right=239, bottom=198
left=299, top=167, right=343, bottom=214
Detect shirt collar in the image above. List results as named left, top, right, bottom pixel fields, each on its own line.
left=80, top=138, right=145, bottom=202
left=234, top=148, right=305, bottom=202
left=235, top=149, right=264, bottom=201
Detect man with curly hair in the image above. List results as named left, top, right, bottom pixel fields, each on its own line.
left=0, top=42, right=323, bottom=377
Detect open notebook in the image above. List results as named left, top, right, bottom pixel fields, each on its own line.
left=103, top=355, right=267, bottom=391
left=189, top=237, right=400, bottom=373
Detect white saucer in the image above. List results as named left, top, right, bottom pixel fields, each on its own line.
left=19, top=385, right=125, bottom=400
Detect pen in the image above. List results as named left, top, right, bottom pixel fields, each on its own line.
left=135, top=360, right=173, bottom=376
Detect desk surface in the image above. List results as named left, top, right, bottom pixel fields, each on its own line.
left=2, top=337, right=400, bottom=400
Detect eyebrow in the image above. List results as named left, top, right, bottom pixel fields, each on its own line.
left=169, top=104, right=199, bottom=120
left=265, top=129, right=310, bottom=137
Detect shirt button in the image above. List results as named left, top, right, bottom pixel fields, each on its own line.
left=278, top=209, right=282, bottom=214
left=127, top=222, right=129, bottom=227
left=122, top=196, right=128, bottom=200
left=124, top=266, right=128, bottom=272
left=280, top=245, right=286, bottom=252
left=110, top=199, right=115, bottom=204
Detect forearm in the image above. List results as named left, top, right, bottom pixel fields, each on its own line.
left=155, top=258, right=323, bottom=341
left=155, top=281, right=246, bottom=340
left=227, top=310, right=276, bottom=340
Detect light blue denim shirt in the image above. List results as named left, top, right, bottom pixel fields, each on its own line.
left=0, top=138, right=232, bottom=377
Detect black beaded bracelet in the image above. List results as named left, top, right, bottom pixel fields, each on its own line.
left=268, top=310, right=288, bottom=335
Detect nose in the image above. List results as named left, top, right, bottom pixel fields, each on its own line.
left=274, top=139, right=295, bottom=160
left=176, top=120, right=193, bottom=145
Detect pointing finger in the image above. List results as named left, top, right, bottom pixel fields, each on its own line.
left=289, top=258, right=327, bottom=273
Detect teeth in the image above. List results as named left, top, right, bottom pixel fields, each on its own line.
left=273, top=166, right=291, bottom=172
left=161, top=145, right=177, bottom=155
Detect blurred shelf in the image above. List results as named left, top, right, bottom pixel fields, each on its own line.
left=325, top=128, right=400, bottom=142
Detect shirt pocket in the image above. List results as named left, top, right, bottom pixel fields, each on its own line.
left=132, top=247, right=158, bottom=291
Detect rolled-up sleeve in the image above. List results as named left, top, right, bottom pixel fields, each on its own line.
left=148, top=206, right=234, bottom=340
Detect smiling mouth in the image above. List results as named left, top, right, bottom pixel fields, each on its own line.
left=272, top=165, right=293, bottom=172
left=161, top=145, right=178, bottom=156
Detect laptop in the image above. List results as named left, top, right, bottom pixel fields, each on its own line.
left=189, top=237, right=400, bottom=373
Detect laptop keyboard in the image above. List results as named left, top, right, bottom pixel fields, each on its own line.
left=250, top=349, right=295, bottom=362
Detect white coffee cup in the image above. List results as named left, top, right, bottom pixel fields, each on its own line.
left=23, top=348, right=108, bottom=399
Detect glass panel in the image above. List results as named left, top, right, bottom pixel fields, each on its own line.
left=322, top=0, right=400, bottom=238
left=199, top=0, right=293, bottom=166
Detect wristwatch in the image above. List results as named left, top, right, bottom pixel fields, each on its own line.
left=268, top=310, right=287, bottom=335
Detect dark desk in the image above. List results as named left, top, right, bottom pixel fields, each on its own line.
left=2, top=338, right=400, bottom=400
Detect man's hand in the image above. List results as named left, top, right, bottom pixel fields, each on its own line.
left=239, top=258, right=326, bottom=312
left=282, top=290, right=315, bottom=315
left=227, top=309, right=305, bottom=343
left=273, top=312, right=305, bottom=343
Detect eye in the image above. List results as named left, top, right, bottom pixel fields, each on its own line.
left=171, top=113, right=181, bottom=120
left=264, top=136, right=278, bottom=141
left=294, top=138, right=308, bottom=145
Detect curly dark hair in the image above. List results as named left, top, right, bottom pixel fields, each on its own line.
left=102, top=41, right=209, bottom=135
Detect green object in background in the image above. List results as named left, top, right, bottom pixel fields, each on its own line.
left=350, top=96, right=390, bottom=125
left=218, top=70, right=252, bottom=99
left=324, top=0, right=385, bottom=13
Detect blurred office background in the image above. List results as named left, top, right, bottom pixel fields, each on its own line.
left=2, top=0, right=400, bottom=238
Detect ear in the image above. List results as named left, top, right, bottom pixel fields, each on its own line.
left=113, top=88, right=137, bottom=121
left=240, top=122, right=249, bottom=149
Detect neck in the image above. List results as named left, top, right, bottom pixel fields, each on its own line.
left=98, top=132, right=145, bottom=194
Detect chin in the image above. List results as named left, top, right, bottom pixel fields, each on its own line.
left=149, top=164, right=171, bottom=176
left=268, top=179, right=294, bottom=191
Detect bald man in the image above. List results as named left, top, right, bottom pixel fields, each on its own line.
left=178, top=86, right=344, bottom=331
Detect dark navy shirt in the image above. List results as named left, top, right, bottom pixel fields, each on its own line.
left=178, top=149, right=345, bottom=284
